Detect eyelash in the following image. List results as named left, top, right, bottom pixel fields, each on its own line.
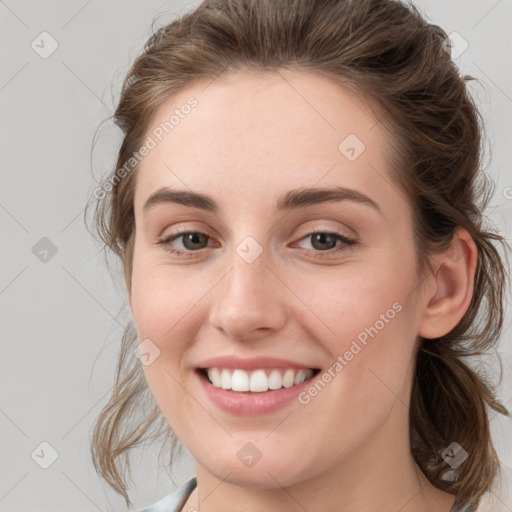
left=157, top=228, right=357, bottom=258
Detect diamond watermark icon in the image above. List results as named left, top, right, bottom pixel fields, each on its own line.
left=31, top=441, right=59, bottom=469
left=237, top=442, right=263, bottom=468
left=338, top=134, right=366, bottom=162
left=32, top=237, right=58, bottom=263
left=31, top=32, right=59, bottom=59
left=134, top=338, right=161, bottom=366
left=236, top=236, right=263, bottom=264
left=442, top=32, right=469, bottom=59
left=441, top=442, right=468, bottom=469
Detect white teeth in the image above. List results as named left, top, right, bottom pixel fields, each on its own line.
left=294, top=369, right=307, bottom=385
left=207, top=368, right=221, bottom=388
left=268, top=369, right=282, bottom=390
left=205, top=368, right=314, bottom=392
left=249, top=369, right=268, bottom=392
left=282, top=369, right=295, bottom=388
left=220, top=369, right=231, bottom=390
left=231, top=369, right=249, bottom=391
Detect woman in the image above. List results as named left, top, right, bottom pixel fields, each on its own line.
left=87, top=1, right=510, bottom=511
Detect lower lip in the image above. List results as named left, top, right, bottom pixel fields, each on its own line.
left=197, top=371, right=316, bottom=415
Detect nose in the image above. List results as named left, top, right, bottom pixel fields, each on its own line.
left=208, top=244, right=288, bottom=342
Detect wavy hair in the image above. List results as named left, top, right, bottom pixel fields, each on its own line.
left=86, top=0, right=510, bottom=507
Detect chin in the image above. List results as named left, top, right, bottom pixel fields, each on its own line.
left=194, top=441, right=317, bottom=490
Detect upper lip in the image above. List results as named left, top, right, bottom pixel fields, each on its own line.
left=196, top=356, right=320, bottom=371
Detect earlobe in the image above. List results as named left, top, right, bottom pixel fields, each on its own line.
left=418, top=228, right=478, bottom=339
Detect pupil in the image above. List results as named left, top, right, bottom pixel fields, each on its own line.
left=184, top=233, right=207, bottom=250
left=313, top=233, right=336, bottom=250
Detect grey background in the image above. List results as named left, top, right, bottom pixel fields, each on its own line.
left=1, top=1, right=511, bottom=511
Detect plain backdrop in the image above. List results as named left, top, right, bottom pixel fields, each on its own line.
left=1, top=1, right=511, bottom=511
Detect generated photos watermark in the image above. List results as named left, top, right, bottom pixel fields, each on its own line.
left=298, top=301, right=403, bottom=405
left=93, top=96, right=198, bottom=200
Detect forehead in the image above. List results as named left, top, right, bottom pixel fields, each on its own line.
left=134, top=69, right=404, bottom=218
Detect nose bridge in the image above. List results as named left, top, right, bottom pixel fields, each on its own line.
left=208, top=235, right=287, bottom=339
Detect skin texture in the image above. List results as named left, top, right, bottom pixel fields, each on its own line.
left=129, top=70, right=477, bottom=511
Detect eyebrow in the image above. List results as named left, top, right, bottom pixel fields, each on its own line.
left=142, top=186, right=381, bottom=214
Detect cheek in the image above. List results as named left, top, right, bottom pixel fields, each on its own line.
left=129, top=254, right=223, bottom=416
left=130, top=255, right=207, bottom=346
left=294, top=249, right=416, bottom=352
left=130, top=260, right=211, bottom=430
left=129, top=256, right=198, bottom=410
left=292, top=250, right=419, bottom=413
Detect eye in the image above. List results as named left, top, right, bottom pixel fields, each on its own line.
left=294, top=231, right=356, bottom=255
left=158, top=229, right=356, bottom=258
left=158, top=230, right=213, bottom=256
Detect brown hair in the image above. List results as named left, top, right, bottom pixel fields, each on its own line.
left=86, top=0, right=510, bottom=508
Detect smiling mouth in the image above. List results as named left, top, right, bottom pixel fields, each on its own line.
left=198, top=367, right=321, bottom=393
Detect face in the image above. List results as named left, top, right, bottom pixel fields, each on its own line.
left=129, top=70, right=430, bottom=489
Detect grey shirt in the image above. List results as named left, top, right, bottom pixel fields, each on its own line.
left=137, top=477, right=477, bottom=512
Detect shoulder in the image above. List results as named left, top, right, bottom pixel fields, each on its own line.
left=135, top=477, right=197, bottom=512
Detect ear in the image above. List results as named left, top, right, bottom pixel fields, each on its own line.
left=418, top=227, right=478, bottom=339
